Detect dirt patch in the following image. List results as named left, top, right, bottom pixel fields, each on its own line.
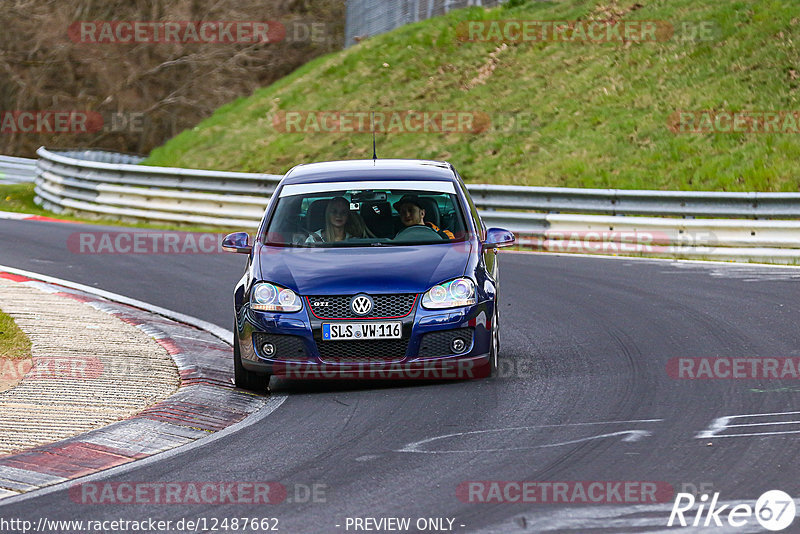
left=590, top=1, right=644, bottom=22
left=464, top=43, right=509, bottom=91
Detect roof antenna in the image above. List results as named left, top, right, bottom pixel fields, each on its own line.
left=371, top=111, right=378, bottom=163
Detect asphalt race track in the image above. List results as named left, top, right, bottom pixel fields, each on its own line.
left=2, top=217, right=800, bottom=532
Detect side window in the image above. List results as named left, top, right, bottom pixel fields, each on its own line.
left=456, top=175, right=484, bottom=239
left=440, top=194, right=466, bottom=238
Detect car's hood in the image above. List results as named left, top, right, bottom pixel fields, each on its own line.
left=255, top=242, right=473, bottom=295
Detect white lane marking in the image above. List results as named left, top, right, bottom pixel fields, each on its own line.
left=697, top=410, right=800, bottom=439
left=171, top=333, right=215, bottom=342
left=722, top=409, right=800, bottom=417
left=0, top=394, right=287, bottom=508
left=399, top=430, right=653, bottom=454
left=726, top=421, right=800, bottom=428
left=697, top=416, right=734, bottom=439
left=0, top=264, right=232, bottom=344
left=19, top=280, right=60, bottom=293
left=668, top=262, right=800, bottom=281
left=397, top=419, right=662, bottom=454
left=0, top=211, right=36, bottom=220
left=706, top=430, right=800, bottom=438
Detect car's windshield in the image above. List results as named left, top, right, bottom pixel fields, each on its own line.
left=262, top=181, right=469, bottom=247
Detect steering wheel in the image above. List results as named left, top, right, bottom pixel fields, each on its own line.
left=292, top=229, right=318, bottom=245
left=393, top=225, right=443, bottom=241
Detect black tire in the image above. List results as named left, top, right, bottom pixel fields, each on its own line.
left=488, top=306, right=499, bottom=378
left=233, top=328, right=268, bottom=392
left=474, top=305, right=499, bottom=379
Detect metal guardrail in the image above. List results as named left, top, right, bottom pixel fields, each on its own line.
left=345, top=0, right=507, bottom=47
left=0, top=155, right=37, bottom=184
left=467, top=184, right=800, bottom=219
left=35, top=147, right=281, bottom=227
left=31, top=147, right=800, bottom=264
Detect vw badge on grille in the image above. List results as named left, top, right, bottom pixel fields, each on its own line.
left=350, top=294, right=373, bottom=316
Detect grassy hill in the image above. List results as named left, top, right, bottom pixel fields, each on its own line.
left=145, top=0, right=800, bottom=191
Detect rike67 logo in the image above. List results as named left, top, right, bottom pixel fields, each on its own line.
left=668, top=490, right=795, bottom=531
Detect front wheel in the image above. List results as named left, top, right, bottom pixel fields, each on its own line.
left=474, top=306, right=499, bottom=379
left=234, top=327, right=269, bottom=392
left=488, top=306, right=499, bottom=378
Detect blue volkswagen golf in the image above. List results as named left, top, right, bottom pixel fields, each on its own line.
left=222, top=159, right=514, bottom=389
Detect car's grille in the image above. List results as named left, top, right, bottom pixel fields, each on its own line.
left=252, top=332, right=309, bottom=361
left=418, top=328, right=474, bottom=359
left=316, top=339, right=409, bottom=364
left=306, top=294, right=418, bottom=319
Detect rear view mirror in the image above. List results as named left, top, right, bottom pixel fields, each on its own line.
left=351, top=191, right=387, bottom=203
left=483, top=228, right=515, bottom=249
left=222, top=232, right=252, bottom=254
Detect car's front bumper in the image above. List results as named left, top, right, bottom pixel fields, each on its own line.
left=236, top=296, right=494, bottom=379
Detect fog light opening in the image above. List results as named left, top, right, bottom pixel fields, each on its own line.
left=262, top=343, right=276, bottom=357
left=451, top=338, right=467, bottom=354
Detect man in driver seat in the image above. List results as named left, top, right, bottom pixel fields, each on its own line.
left=394, top=195, right=455, bottom=239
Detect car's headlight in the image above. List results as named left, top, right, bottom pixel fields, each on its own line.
left=251, top=282, right=302, bottom=312
left=422, top=278, right=476, bottom=309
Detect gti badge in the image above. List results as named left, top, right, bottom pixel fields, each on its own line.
left=350, top=294, right=374, bottom=316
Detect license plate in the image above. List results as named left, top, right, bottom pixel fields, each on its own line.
left=322, top=322, right=402, bottom=341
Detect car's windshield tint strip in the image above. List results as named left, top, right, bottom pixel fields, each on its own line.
left=279, top=181, right=456, bottom=197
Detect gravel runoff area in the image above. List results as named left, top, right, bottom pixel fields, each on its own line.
left=0, top=276, right=180, bottom=456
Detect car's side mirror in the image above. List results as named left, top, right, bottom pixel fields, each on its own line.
left=482, top=228, right=515, bottom=249
left=222, top=232, right=252, bottom=254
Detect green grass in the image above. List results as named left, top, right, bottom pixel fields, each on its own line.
left=0, top=309, right=30, bottom=361
left=0, top=183, right=53, bottom=218
left=0, top=183, right=253, bottom=233
left=144, top=0, right=800, bottom=192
